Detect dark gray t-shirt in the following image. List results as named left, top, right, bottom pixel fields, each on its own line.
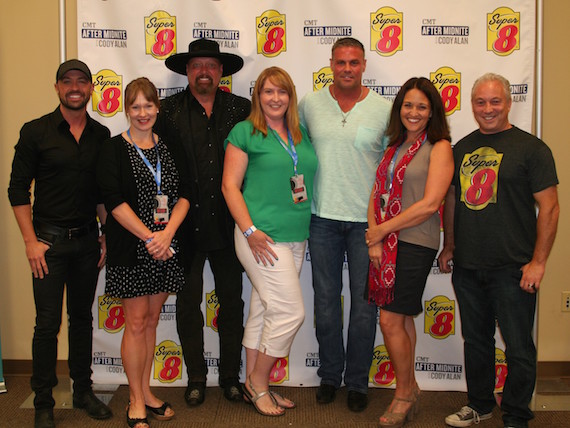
left=452, top=126, right=558, bottom=269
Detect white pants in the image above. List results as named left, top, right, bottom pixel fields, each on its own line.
left=234, top=226, right=306, bottom=358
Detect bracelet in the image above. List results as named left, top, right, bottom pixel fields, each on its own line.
left=243, top=225, right=257, bottom=238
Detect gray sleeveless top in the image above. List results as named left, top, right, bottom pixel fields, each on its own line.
left=392, top=140, right=440, bottom=250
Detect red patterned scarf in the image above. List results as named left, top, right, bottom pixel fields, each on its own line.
left=368, top=132, right=427, bottom=306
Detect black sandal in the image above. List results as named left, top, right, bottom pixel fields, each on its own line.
left=126, top=406, right=149, bottom=428
left=145, top=401, right=174, bottom=421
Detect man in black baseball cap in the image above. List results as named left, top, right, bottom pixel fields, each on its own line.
left=8, top=59, right=112, bottom=427
left=56, top=59, right=92, bottom=81
left=155, top=39, right=249, bottom=406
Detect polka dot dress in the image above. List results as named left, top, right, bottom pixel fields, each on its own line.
left=106, top=136, right=185, bottom=299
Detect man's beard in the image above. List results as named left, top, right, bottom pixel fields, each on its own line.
left=59, top=93, right=90, bottom=111
left=193, top=75, right=217, bottom=95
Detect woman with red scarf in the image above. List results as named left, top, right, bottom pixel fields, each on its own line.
left=365, top=77, right=453, bottom=428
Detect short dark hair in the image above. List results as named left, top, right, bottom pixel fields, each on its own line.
left=331, top=37, right=365, bottom=58
left=124, top=77, right=160, bottom=114
left=386, top=77, right=451, bottom=146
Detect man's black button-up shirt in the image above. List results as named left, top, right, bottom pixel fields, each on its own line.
left=8, top=106, right=111, bottom=227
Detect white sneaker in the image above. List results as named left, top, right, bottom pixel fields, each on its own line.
left=445, top=405, right=493, bottom=427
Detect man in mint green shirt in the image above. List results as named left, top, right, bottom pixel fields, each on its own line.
left=299, top=37, right=391, bottom=412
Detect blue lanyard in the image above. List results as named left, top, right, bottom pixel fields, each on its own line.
left=127, top=129, right=162, bottom=194
left=387, top=144, right=403, bottom=192
left=270, top=127, right=298, bottom=175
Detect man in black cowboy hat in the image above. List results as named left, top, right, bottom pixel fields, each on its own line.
left=155, top=38, right=250, bottom=406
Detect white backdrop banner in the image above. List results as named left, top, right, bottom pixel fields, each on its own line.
left=80, top=0, right=534, bottom=391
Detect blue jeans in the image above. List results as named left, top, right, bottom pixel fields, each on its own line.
left=309, top=215, right=377, bottom=393
left=453, top=265, right=536, bottom=428
left=31, top=228, right=100, bottom=410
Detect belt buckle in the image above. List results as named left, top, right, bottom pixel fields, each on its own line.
left=68, top=229, right=73, bottom=240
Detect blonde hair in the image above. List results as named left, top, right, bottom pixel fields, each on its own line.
left=248, top=67, right=302, bottom=144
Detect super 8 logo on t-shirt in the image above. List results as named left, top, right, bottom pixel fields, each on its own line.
left=459, top=147, right=503, bottom=211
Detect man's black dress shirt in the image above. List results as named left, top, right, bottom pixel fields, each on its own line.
left=8, top=106, right=111, bottom=227
left=155, top=87, right=251, bottom=252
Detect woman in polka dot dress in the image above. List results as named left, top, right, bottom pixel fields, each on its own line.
left=97, top=77, right=191, bottom=428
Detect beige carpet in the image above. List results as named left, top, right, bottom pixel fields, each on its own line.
left=1, top=374, right=568, bottom=427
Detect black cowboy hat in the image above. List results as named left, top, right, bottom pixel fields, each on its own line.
left=165, top=38, right=244, bottom=77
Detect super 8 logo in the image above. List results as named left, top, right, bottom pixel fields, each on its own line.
left=430, top=66, right=461, bottom=116
left=144, top=10, right=176, bottom=60
left=256, top=10, right=286, bottom=57
left=459, top=147, right=503, bottom=211
left=369, top=345, right=395, bottom=387
left=219, top=76, right=232, bottom=93
left=206, top=290, right=219, bottom=332
left=312, top=66, right=333, bottom=92
left=92, top=69, right=122, bottom=118
left=487, top=7, right=520, bottom=56
left=424, top=295, right=455, bottom=340
left=269, top=357, right=290, bottom=384
left=153, top=340, right=183, bottom=383
left=98, top=294, right=125, bottom=333
left=495, top=348, right=507, bottom=392
left=370, top=6, right=403, bottom=57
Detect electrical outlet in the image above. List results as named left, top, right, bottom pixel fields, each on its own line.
left=562, top=292, right=570, bottom=312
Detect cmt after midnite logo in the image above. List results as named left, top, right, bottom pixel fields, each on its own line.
left=93, top=352, right=124, bottom=375
left=369, top=345, right=395, bottom=387
left=160, top=303, right=176, bottom=322
left=81, top=22, right=127, bottom=48
left=98, top=294, right=124, bottom=333
left=305, top=352, right=320, bottom=368
left=92, top=69, right=123, bottom=118
left=487, top=7, right=520, bottom=56
left=269, top=357, right=290, bottom=385
left=510, top=83, right=528, bottom=103
left=424, top=295, right=455, bottom=340
left=415, top=356, right=462, bottom=381
left=365, top=80, right=401, bottom=102
left=192, top=23, right=239, bottom=49
left=313, top=66, right=333, bottom=92
left=421, top=18, right=469, bottom=45
left=157, top=87, right=185, bottom=100
left=153, top=340, right=183, bottom=383
left=144, top=10, right=177, bottom=60
left=256, top=10, right=286, bottom=57
left=430, top=66, right=461, bottom=116
left=303, top=19, right=352, bottom=46
left=206, top=290, right=220, bottom=332
left=370, top=6, right=403, bottom=57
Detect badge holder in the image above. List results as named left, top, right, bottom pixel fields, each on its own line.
left=154, top=194, right=170, bottom=224
left=290, top=174, right=308, bottom=204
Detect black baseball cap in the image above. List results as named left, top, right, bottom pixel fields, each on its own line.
left=56, top=59, right=92, bottom=81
